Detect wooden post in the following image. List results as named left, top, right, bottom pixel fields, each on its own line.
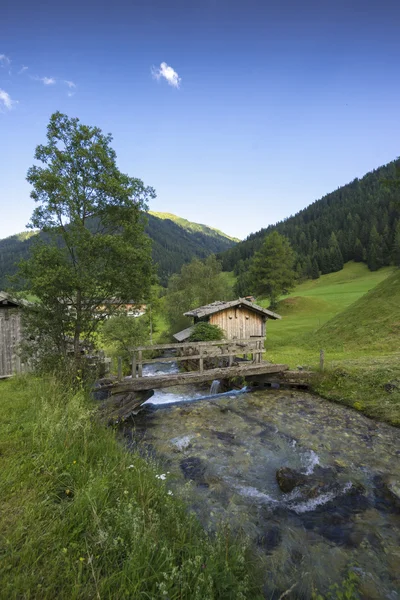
left=228, top=352, right=233, bottom=367
left=320, top=349, right=325, bottom=372
left=199, top=346, right=203, bottom=373
left=131, top=352, right=137, bottom=378
left=138, top=350, right=143, bottom=377
left=117, top=356, right=122, bottom=381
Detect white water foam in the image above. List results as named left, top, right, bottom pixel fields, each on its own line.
left=301, top=449, right=320, bottom=475
left=142, top=363, right=180, bottom=377
left=234, top=484, right=280, bottom=505
left=289, top=482, right=353, bottom=514
left=170, top=435, right=194, bottom=451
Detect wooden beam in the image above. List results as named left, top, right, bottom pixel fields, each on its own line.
left=131, top=337, right=264, bottom=352
left=111, top=363, right=289, bottom=393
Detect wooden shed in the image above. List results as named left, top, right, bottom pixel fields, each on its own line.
left=0, top=292, right=24, bottom=378
left=173, top=298, right=281, bottom=342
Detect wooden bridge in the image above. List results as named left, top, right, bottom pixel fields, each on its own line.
left=112, top=338, right=289, bottom=393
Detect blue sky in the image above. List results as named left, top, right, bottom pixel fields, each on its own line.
left=1, top=0, right=400, bottom=240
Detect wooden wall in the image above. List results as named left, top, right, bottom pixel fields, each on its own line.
left=209, top=306, right=266, bottom=339
left=0, top=309, right=22, bottom=378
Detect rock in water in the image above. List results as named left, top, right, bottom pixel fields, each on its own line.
left=180, top=457, right=208, bottom=487
left=276, top=467, right=307, bottom=493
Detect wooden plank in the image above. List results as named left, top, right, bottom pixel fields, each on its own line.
left=117, top=357, right=122, bottom=381
left=132, top=337, right=264, bottom=352
left=131, top=353, right=136, bottom=378
left=199, top=346, right=203, bottom=373
left=138, top=350, right=143, bottom=377
left=111, top=363, right=289, bottom=392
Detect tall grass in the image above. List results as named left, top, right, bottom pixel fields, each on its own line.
left=0, top=376, right=262, bottom=599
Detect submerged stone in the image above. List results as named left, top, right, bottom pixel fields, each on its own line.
left=180, top=456, right=208, bottom=487
left=257, top=526, right=282, bottom=553
left=276, top=467, right=307, bottom=493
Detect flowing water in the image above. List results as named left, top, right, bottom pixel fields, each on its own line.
left=123, top=361, right=400, bottom=599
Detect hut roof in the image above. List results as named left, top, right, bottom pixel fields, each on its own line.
left=0, top=291, right=29, bottom=308
left=184, top=298, right=281, bottom=320
left=172, top=325, right=195, bottom=342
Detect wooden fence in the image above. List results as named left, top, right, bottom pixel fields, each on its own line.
left=0, top=310, right=24, bottom=378
left=126, top=337, right=265, bottom=380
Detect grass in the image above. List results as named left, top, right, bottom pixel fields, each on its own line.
left=0, top=376, right=262, bottom=600
left=256, top=262, right=400, bottom=426
left=263, top=262, right=395, bottom=349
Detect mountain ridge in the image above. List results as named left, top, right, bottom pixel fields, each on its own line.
left=149, top=211, right=240, bottom=243
left=0, top=212, right=237, bottom=288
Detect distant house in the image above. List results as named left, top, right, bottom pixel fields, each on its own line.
left=173, top=298, right=281, bottom=342
left=0, top=292, right=25, bottom=378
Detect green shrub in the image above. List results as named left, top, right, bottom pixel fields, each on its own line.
left=188, top=322, right=225, bottom=342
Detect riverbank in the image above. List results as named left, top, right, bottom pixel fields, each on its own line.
left=264, top=351, right=400, bottom=428
left=0, top=376, right=262, bottom=599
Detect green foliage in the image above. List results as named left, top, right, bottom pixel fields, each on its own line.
left=220, top=158, right=400, bottom=277
left=188, top=322, right=224, bottom=342
left=100, top=313, right=149, bottom=367
left=165, top=255, right=234, bottom=334
left=248, top=232, right=296, bottom=307
left=0, top=376, right=262, bottom=599
left=15, top=112, right=154, bottom=368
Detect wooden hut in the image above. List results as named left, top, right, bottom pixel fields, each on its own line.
left=173, top=298, right=281, bottom=342
left=0, top=292, right=24, bottom=378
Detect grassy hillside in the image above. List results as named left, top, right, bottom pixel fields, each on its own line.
left=0, top=213, right=238, bottom=289
left=312, top=268, right=400, bottom=352
left=264, top=262, right=395, bottom=349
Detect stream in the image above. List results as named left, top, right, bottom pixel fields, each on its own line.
left=122, top=360, right=400, bottom=599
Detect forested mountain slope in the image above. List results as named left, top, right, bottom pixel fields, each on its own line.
left=219, top=159, right=400, bottom=278
left=0, top=212, right=237, bottom=288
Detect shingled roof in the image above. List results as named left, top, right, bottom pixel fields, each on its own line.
left=184, top=298, right=281, bottom=320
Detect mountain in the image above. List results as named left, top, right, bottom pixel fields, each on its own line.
left=219, top=159, right=400, bottom=283
left=0, top=212, right=238, bottom=289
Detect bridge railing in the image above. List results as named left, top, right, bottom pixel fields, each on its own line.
left=127, top=338, right=265, bottom=379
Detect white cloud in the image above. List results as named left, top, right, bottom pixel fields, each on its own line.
left=64, top=80, right=76, bottom=88
left=18, top=65, right=28, bottom=74
left=0, top=88, right=17, bottom=110
left=0, top=54, right=11, bottom=68
left=152, top=62, right=181, bottom=88
left=41, top=76, right=56, bottom=85
left=67, top=91, right=75, bottom=97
